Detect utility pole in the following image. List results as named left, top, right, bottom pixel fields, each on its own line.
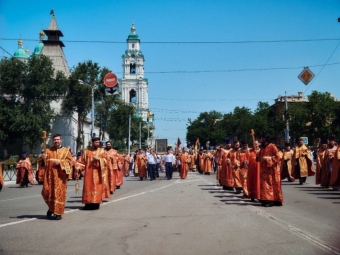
left=139, top=122, right=141, bottom=149
left=285, top=91, right=290, bottom=143
left=128, top=113, right=131, bottom=155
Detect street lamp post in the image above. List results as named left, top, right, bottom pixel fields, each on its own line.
left=128, top=113, right=131, bottom=155
left=79, top=80, right=94, bottom=137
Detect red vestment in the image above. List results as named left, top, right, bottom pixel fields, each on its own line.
left=258, top=143, right=284, bottom=203
left=36, top=155, right=45, bottom=183
left=229, top=149, right=242, bottom=188
left=123, top=155, right=131, bottom=177
left=179, top=152, right=190, bottom=179
left=247, top=149, right=260, bottom=199
left=220, top=148, right=234, bottom=188
left=41, top=147, right=73, bottom=215
left=136, top=154, right=147, bottom=178
left=76, top=148, right=110, bottom=205
left=16, top=157, right=34, bottom=186
left=330, top=147, right=340, bottom=187
left=203, top=152, right=213, bottom=174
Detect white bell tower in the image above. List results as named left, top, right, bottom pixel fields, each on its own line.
left=119, top=23, right=149, bottom=121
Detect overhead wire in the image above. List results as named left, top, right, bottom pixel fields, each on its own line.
left=1, top=37, right=340, bottom=44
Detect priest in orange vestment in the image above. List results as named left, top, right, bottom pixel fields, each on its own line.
left=220, top=140, right=234, bottom=190
left=16, top=152, right=34, bottom=187
left=258, top=134, right=284, bottom=207
left=105, top=141, right=116, bottom=194
left=280, top=143, right=295, bottom=182
left=0, top=163, right=4, bottom=191
left=123, top=153, right=131, bottom=177
left=229, top=141, right=243, bottom=194
left=41, top=134, right=73, bottom=220
left=36, top=150, right=46, bottom=184
left=76, top=137, right=110, bottom=210
left=136, top=149, right=147, bottom=180
left=292, top=138, right=315, bottom=185
left=247, top=140, right=260, bottom=201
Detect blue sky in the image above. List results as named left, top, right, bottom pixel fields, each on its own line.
left=1, top=0, right=340, bottom=146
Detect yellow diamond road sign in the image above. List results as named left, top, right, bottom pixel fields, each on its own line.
left=298, top=67, right=315, bottom=85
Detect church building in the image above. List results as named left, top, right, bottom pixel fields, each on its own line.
left=119, top=24, right=149, bottom=121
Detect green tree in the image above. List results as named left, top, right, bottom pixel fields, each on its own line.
left=0, top=55, right=68, bottom=153
left=63, top=60, right=101, bottom=151
left=306, top=91, right=338, bottom=143
left=287, top=102, right=309, bottom=142
left=186, top=110, right=224, bottom=148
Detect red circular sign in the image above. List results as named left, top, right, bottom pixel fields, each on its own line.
left=104, top=73, right=118, bottom=87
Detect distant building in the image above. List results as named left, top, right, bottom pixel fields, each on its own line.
left=119, top=23, right=149, bottom=122
left=271, top=91, right=339, bottom=147
left=7, top=12, right=104, bottom=156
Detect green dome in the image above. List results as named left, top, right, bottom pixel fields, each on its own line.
left=127, top=34, right=139, bottom=40
left=33, top=41, right=44, bottom=55
left=14, top=48, right=28, bottom=58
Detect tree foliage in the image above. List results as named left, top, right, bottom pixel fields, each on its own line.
left=0, top=56, right=68, bottom=152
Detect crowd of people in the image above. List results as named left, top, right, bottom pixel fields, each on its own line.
left=0, top=133, right=339, bottom=219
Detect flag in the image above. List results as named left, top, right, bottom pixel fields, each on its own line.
left=194, top=138, right=199, bottom=151
left=177, top=137, right=181, bottom=150
left=50, top=9, right=54, bottom=15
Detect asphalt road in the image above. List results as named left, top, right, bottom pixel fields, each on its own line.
left=0, top=171, right=339, bottom=255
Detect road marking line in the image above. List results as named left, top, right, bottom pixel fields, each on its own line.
left=200, top=175, right=340, bottom=254
left=0, top=195, right=42, bottom=202
left=0, top=179, right=184, bottom=228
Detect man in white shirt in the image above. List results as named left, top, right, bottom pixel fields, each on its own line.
left=163, top=148, right=175, bottom=180
left=146, top=148, right=157, bottom=181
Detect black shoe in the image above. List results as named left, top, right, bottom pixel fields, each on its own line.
left=47, top=210, right=53, bottom=217
left=110, top=191, right=113, bottom=194
left=242, top=195, right=248, bottom=199
left=273, top=201, right=283, bottom=206
left=251, top=198, right=255, bottom=202
left=54, top=215, right=62, bottom=220
left=263, top=202, right=274, bottom=207
left=116, top=186, right=120, bottom=189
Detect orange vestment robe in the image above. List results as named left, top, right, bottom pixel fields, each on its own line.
left=203, top=152, right=213, bottom=174
left=36, top=155, right=45, bottom=183
left=123, top=155, right=131, bottom=177
left=106, top=148, right=117, bottom=192
left=315, top=148, right=327, bottom=186
left=179, top=152, right=190, bottom=179
left=258, top=143, right=283, bottom=203
left=0, top=164, right=4, bottom=190
left=292, top=144, right=315, bottom=179
left=198, top=153, right=205, bottom=173
left=247, top=148, right=260, bottom=199
left=41, top=147, right=73, bottom=215
left=330, top=147, right=340, bottom=187
left=116, top=154, right=124, bottom=187
left=188, top=153, right=196, bottom=170
left=16, top=157, right=34, bottom=186
left=136, top=154, right=147, bottom=178
left=239, top=149, right=252, bottom=196
left=76, top=148, right=110, bottom=205
left=229, top=149, right=242, bottom=188
left=280, top=150, right=294, bottom=181
left=220, top=148, right=234, bottom=188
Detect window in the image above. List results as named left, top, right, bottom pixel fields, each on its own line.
left=130, top=63, right=136, bottom=74
left=130, top=90, right=136, bottom=103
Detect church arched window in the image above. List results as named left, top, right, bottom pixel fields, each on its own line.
left=130, top=63, right=136, bottom=74
left=130, top=90, right=136, bottom=103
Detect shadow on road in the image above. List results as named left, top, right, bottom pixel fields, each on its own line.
left=65, top=205, right=83, bottom=210
left=10, top=214, right=49, bottom=220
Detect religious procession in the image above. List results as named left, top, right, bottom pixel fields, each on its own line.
left=154, top=133, right=340, bottom=208
left=1, top=131, right=339, bottom=221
